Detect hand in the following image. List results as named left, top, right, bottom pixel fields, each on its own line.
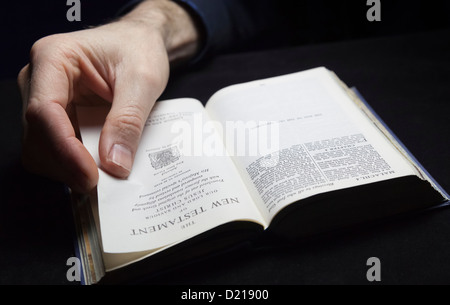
left=18, top=0, right=200, bottom=193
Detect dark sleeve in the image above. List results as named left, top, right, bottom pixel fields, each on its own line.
left=117, top=0, right=291, bottom=63
left=172, top=0, right=293, bottom=63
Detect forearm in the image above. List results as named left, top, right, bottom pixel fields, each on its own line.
left=120, top=0, right=201, bottom=64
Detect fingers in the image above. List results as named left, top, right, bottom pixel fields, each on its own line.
left=19, top=27, right=170, bottom=189
left=20, top=41, right=99, bottom=192
left=99, top=65, right=168, bottom=178
left=23, top=101, right=99, bottom=192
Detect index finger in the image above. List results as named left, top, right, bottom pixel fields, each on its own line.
left=23, top=46, right=98, bottom=192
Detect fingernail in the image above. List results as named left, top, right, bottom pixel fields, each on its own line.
left=108, top=144, right=132, bottom=173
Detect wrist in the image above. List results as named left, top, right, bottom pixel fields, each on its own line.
left=120, top=0, right=200, bottom=64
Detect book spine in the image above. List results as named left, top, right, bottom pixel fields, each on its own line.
left=350, top=87, right=450, bottom=205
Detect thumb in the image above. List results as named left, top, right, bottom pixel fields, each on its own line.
left=99, top=71, right=165, bottom=178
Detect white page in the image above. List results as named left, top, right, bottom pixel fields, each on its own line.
left=205, top=67, right=418, bottom=223
left=77, top=99, right=264, bottom=253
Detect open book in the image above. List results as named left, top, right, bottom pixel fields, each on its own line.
left=73, top=67, right=448, bottom=284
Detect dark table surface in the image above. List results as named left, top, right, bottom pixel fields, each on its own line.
left=1, top=28, right=450, bottom=285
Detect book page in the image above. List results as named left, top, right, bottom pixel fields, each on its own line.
left=77, top=98, right=264, bottom=253
left=205, top=67, right=419, bottom=224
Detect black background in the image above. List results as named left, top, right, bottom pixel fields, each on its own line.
left=0, top=1, right=129, bottom=80
left=1, top=0, right=450, bottom=286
